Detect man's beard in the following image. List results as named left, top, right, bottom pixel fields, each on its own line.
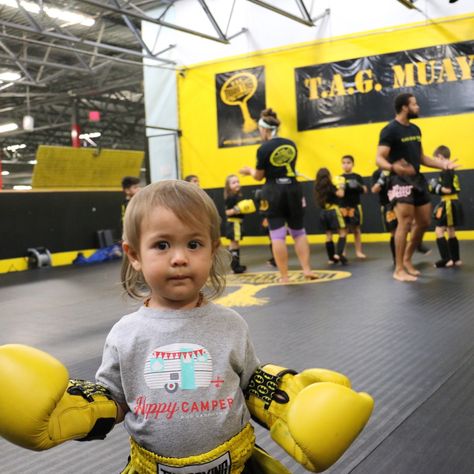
left=407, top=111, right=419, bottom=119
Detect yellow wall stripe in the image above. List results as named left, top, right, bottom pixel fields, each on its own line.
left=2, top=231, right=472, bottom=274
left=0, top=249, right=96, bottom=274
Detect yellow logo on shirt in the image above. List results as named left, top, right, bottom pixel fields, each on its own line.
left=269, top=145, right=296, bottom=177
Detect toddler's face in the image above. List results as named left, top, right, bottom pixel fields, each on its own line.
left=128, top=206, right=214, bottom=309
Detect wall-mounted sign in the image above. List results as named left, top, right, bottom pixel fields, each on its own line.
left=216, top=66, right=266, bottom=148
left=295, top=40, right=474, bottom=130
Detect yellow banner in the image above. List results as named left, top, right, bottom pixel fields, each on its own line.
left=32, top=146, right=144, bottom=189
left=178, top=14, right=474, bottom=188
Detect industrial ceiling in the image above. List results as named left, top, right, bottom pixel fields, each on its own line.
left=0, top=0, right=326, bottom=188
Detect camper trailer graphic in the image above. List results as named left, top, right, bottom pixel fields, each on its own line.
left=144, top=343, right=213, bottom=393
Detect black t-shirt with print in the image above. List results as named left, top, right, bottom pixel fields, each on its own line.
left=340, top=172, right=364, bottom=207
left=438, top=170, right=460, bottom=195
left=256, top=137, right=298, bottom=181
left=379, top=119, right=422, bottom=172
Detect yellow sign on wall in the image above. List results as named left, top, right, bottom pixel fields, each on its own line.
left=32, top=146, right=144, bottom=189
left=178, top=15, right=474, bottom=189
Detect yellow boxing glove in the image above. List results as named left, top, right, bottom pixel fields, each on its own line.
left=234, top=199, right=256, bottom=214
left=332, top=175, right=346, bottom=189
left=0, top=344, right=118, bottom=451
left=245, top=365, right=374, bottom=472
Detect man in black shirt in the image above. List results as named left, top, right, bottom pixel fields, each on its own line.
left=376, top=93, right=458, bottom=282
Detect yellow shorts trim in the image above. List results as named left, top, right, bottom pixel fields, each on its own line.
left=125, top=423, right=255, bottom=474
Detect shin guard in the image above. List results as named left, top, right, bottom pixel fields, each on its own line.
left=448, top=237, right=460, bottom=262
left=325, top=241, right=336, bottom=261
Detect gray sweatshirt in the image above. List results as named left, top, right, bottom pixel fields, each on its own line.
left=95, top=301, right=260, bottom=457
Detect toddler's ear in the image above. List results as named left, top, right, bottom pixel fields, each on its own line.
left=122, top=241, right=141, bottom=271
left=211, top=240, right=221, bottom=253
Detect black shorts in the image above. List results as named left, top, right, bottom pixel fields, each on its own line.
left=340, top=205, right=363, bottom=227
left=320, top=207, right=345, bottom=232
left=381, top=203, right=398, bottom=232
left=262, top=180, right=305, bottom=230
left=433, top=199, right=464, bottom=227
left=387, top=174, right=431, bottom=207
left=225, top=218, right=244, bottom=241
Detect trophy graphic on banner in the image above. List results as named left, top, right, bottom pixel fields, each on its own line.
left=220, top=72, right=258, bottom=133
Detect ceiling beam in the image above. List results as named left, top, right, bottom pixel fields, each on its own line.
left=0, top=31, right=170, bottom=70
left=0, top=19, right=176, bottom=65
left=246, top=0, right=315, bottom=27
left=197, top=0, right=227, bottom=41
left=76, top=0, right=230, bottom=44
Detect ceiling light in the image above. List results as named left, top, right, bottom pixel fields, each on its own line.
left=0, top=0, right=40, bottom=14
left=0, top=0, right=95, bottom=27
left=79, top=132, right=101, bottom=139
left=28, top=160, right=37, bottom=165
left=23, top=115, right=34, bottom=131
left=0, top=71, right=21, bottom=82
left=0, top=123, right=18, bottom=134
left=13, top=185, right=32, bottom=190
left=4, top=144, right=26, bottom=152
left=0, top=82, right=15, bottom=92
left=45, top=6, right=95, bottom=27
left=1, top=170, right=10, bottom=176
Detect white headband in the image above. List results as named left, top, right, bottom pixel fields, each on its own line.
left=258, top=118, right=278, bottom=130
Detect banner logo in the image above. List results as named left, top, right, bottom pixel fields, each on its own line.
left=216, top=66, right=266, bottom=148
left=295, top=40, right=474, bottom=130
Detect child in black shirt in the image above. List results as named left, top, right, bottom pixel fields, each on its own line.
left=224, top=174, right=248, bottom=273
left=314, top=168, right=348, bottom=265
left=338, top=155, right=367, bottom=259
left=429, top=145, right=463, bottom=267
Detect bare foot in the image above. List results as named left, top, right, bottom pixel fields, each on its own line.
left=393, top=270, right=418, bottom=282
left=278, top=276, right=290, bottom=284
left=304, top=272, right=319, bottom=280
left=454, top=260, right=463, bottom=267
left=403, top=261, right=421, bottom=276
left=356, top=252, right=367, bottom=259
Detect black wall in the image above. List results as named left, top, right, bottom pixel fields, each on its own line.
left=0, top=191, right=123, bottom=260
left=0, top=171, right=472, bottom=260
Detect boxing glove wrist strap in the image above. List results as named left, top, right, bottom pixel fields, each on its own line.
left=244, top=366, right=297, bottom=409
left=65, top=379, right=117, bottom=442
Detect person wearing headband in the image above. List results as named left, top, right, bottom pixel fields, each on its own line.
left=240, top=108, right=317, bottom=283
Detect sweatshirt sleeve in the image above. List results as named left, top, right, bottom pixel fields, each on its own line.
left=95, top=330, right=126, bottom=404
